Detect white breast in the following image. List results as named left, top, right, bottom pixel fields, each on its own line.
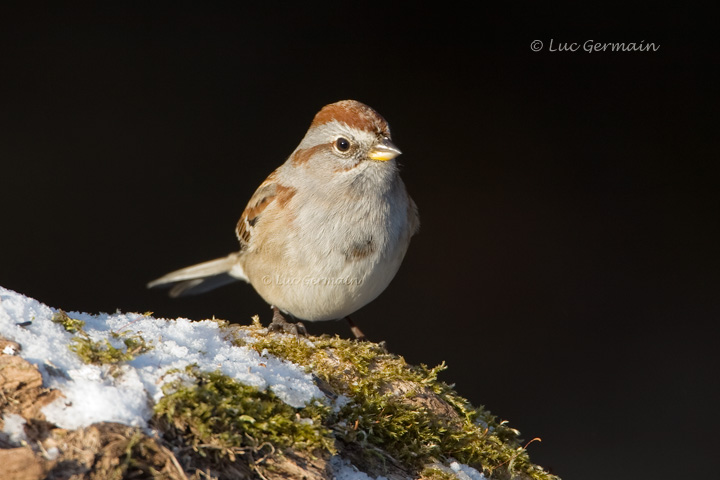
left=243, top=164, right=415, bottom=321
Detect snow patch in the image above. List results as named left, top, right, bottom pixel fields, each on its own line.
left=449, top=460, right=487, bottom=480
left=0, top=286, right=323, bottom=430
left=2, top=413, right=28, bottom=445
left=330, top=456, right=389, bottom=480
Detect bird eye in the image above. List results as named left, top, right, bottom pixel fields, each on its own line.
left=335, top=137, right=351, bottom=152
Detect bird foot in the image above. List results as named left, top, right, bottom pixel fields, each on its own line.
left=345, top=316, right=367, bottom=341
left=269, top=307, right=307, bottom=336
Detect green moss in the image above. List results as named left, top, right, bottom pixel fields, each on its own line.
left=51, top=308, right=555, bottom=478
left=248, top=334, right=558, bottom=480
left=153, top=365, right=334, bottom=462
left=70, top=332, right=152, bottom=366
left=51, top=309, right=85, bottom=333
left=421, top=466, right=460, bottom=480
left=111, top=430, right=161, bottom=479
left=54, top=308, right=153, bottom=367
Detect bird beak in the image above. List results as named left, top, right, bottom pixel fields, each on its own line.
left=368, top=137, right=402, bottom=162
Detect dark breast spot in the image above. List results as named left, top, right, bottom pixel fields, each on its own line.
left=345, top=237, right=376, bottom=260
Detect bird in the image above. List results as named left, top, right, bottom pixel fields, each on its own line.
left=148, top=100, right=419, bottom=339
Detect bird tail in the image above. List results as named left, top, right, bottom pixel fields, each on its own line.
left=147, top=252, right=246, bottom=298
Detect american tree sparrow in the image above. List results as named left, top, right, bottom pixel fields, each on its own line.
left=148, top=100, right=419, bottom=338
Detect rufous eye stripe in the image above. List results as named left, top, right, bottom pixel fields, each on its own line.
left=290, top=144, right=329, bottom=166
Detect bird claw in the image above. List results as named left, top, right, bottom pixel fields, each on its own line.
left=269, top=307, right=307, bottom=336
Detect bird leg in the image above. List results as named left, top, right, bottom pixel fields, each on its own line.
left=345, top=316, right=366, bottom=341
left=269, top=306, right=307, bottom=336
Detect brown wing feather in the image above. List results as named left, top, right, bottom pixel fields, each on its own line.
left=236, top=170, right=296, bottom=251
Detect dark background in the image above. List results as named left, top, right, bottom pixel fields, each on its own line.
left=1, top=4, right=717, bottom=479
